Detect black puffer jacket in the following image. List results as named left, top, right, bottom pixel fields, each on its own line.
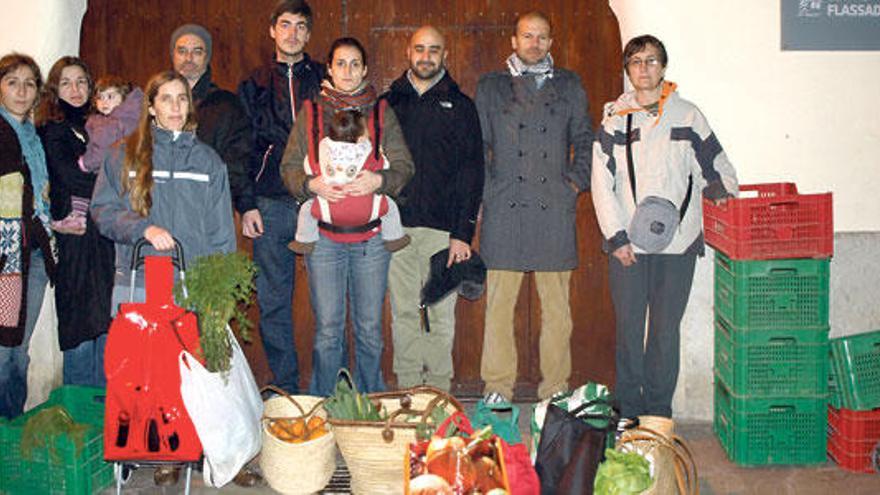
left=237, top=54, right=324, bottom=202
left=383, top=71, right=484, bottom=243
left=191, top=66, right=253, bottom=214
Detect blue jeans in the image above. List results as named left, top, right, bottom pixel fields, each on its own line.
left=0, top=251, right=49, bottom=419
left=63, top=333, right=107, bottom=387
left=306, top=234, right=390, bottom=396
left=253, top=196, right=300, bottom=393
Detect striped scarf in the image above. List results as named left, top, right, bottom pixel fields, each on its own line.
left=319, top=80, right=378, bottom=112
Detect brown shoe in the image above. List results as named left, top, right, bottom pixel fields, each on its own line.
left=287, top=239, right=315, bottom=254
left=232, top=466, right=265, bottom=487
left=153, top=466, right=180, bottom=486
left=384, top=234, right=411, bottom=252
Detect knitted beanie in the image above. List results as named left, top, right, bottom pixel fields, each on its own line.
left=169, top=24, right=212, bottom=61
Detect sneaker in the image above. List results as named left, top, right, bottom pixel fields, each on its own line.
left=483, top=391, right=510, bottom=405
left=287, top=239, right=315, bottom=254
left=615, top=417, right=639, bottom=441
left=384, top=234, right=411, bottom=252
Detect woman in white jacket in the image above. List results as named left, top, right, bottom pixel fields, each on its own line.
left=591, top=35, right=737, bottom=420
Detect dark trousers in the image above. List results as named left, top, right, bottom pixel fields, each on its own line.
left=609, top=251, right=697, bottom=418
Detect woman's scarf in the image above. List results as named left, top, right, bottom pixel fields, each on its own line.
left=319, top=79, right=378, bottom=112
left=0, top=107, right=50, bottom=225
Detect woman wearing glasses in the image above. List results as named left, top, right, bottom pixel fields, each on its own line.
left=591, top=35, right=738, bottom=420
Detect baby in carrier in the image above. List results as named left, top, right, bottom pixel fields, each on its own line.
left=288, top=109, right=410, bottom=254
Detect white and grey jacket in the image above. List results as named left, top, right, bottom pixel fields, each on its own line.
left=91, top=126, right=236, bottom=286
left=591, top=81, right=738, bottom=255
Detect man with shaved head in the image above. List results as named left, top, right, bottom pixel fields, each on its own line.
left=383, top=25, right=484, bottom=391
left=475, top=11, right=592, bottom=403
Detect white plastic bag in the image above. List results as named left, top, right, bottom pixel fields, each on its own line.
left=178, top=327, right=263, bottom=487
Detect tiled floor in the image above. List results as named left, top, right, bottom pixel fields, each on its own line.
left=102, top=405, right=880, bottom=494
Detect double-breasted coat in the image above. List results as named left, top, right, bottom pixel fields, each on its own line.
left=475, top=68, right=593, bottom=271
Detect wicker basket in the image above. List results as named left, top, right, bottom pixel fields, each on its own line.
left=329, top=386, right=463, bottom=494
left=617, top=418, right=698, bottom=495
left=260, top=388, right=336, bottom=495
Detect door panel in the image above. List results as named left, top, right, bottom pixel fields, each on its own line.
left=81, top=0, right=622, bottom=399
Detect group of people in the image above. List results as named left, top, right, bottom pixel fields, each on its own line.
left=1, top=0, right=738, bottom=448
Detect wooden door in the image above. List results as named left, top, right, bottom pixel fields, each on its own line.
left=80, top=0, right=622, bottom=399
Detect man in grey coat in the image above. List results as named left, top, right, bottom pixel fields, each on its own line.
left=475, top=11, right=592, bottom=402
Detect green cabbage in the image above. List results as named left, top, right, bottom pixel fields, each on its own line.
left=594, top=449, right=653, bottom=495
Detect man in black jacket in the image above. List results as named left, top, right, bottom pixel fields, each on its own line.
left=237, top=0, right=324, bottom=394
left=170, top=23, right=252, bottom=218
left=383, top=26, right=484, bottom=391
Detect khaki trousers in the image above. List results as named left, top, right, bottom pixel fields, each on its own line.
left=480, top=269, right=573, bottom=400
left=388, top=227, right=456, bottom=390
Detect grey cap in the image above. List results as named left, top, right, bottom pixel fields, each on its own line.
left=170, top=24, right=212, bottom=61
left=628, top=196, right=679, bottom=253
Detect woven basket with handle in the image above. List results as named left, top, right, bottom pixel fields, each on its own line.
left=329, top=386, right=464, bottom=495
left=260, top=386, right=336, bottom=494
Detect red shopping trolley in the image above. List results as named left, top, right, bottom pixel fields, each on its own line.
left=103, top=239, right=203, bottom=493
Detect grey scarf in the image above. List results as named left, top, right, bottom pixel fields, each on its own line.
left=506, top=53, right=555, bottom=89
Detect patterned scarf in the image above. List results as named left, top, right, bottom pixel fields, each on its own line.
left=320, top=79, right=378, bottom=112
left=0, top=107, right=50, bottom=225
left=506, top=52, right=555, bottom=89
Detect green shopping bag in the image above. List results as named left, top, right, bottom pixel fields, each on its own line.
left=472, top=399, right=523, bottom=445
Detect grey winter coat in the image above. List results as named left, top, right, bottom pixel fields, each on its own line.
left=475, top=68, right=593, bottom=271
left=91, top=126, right=236, bottom=287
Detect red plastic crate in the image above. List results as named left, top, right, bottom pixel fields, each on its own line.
left=828, top=406, right=880, bottom=442
left=704, top=183, right=833, bottom=260
left=827, top=435, right=880, bottom=473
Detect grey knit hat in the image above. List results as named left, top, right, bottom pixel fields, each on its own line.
left=629, top=196, right=679, bottom=253
left=169, top=24, right=212, bottom=61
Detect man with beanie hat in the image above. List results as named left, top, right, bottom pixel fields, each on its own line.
left=238, top=1, right=324, bottom=395
left=170, top=23, right=254, bottom=226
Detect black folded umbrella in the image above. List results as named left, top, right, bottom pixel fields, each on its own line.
left=418, top=248, right=486, bottom=332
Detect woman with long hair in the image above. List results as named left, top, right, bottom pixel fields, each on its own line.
left=92, top=69, right=235, bottom=300
left=0, top=53, right=55, bottom=418
left=280, top=37, right=414, bottom=396
left=91, top=70, right=235, bottom=487
left=37, top=56, right=115, bottom=387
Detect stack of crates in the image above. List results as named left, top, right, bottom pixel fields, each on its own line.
left=704, top=182, right=833, bottom=465
left=827, top=329, right=880, bottom=472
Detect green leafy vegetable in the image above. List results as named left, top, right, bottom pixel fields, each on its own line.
left=20, top=406, right=90, bottom=463
left=174, top=252, right=256, bottom=374
left=594, top=448, right=653, bottom=495
left=324, top=369, right=386, bottom=421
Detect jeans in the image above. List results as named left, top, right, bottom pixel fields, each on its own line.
left=253, top=196, right=300, bottom=393
left=306, top=234, right=390, bottom=396
left=0, top=251, right=49, bottom=419
left=63, top=333, right=107, bottom=387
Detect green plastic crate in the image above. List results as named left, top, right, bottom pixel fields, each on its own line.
left=714, top=316, right=829, bottom=397
left=830, top=330, right=880, bottom=410
left=0, top=386, right=113, bottom=495
left=714, top=252, right=830, bottom=329
left=713, top=376, right=827, bottom=465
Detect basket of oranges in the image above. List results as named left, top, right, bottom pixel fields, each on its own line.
left=259, top=386, right=336, bottom=494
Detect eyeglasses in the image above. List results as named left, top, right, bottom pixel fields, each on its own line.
left=626, top=57, right=661, bottom=69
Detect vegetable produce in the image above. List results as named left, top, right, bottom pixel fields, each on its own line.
left=174, top=252, right=256, bottom=374
left=323, top=369, right=385, bottom=421
left=594, top=448, right=653, bottom=495
left=20, top=406, right=89, bottom=463
left=409, top=425, right=508, bottom=495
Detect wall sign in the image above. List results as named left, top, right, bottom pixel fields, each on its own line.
left=782, top=0, right=880, bottom=50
